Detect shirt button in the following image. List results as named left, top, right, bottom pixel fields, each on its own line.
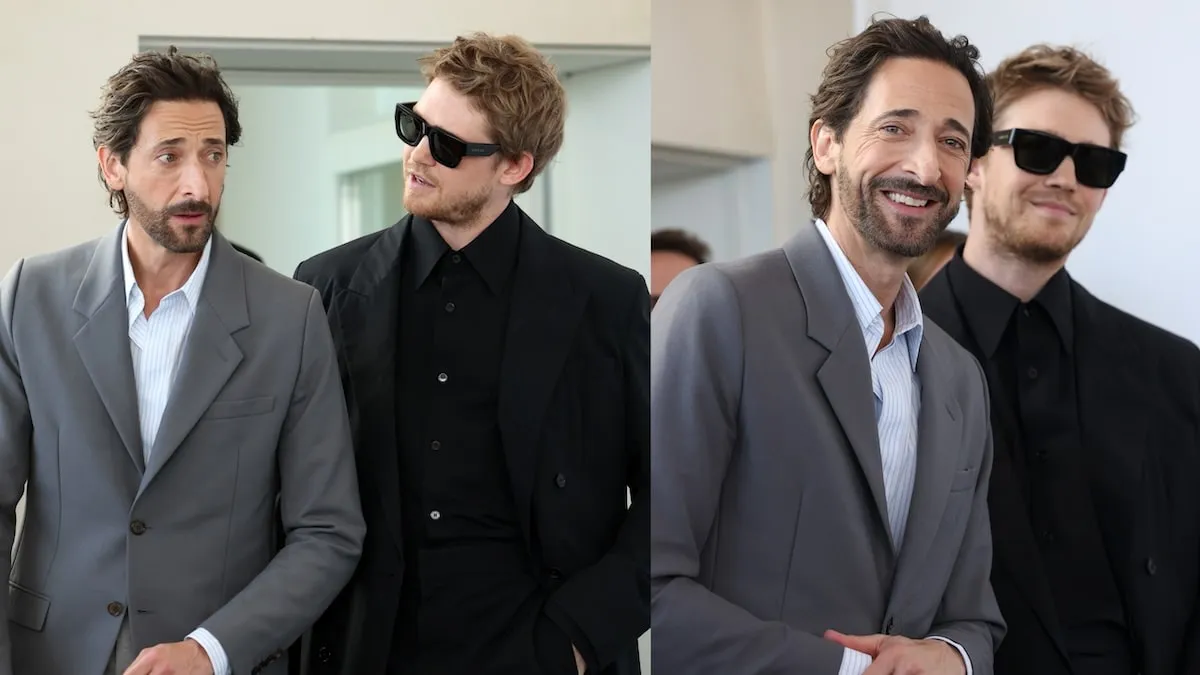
left=1146, top=557, right=1158, bottom=575
left=431, top=440, right=441, bottom=451
left=445, top=302, right=455, bottom=313
left=451, top=254, right=462, bottom=264
left=107, top=601, right=125, bottom=617
left=1027, top=367, right=1039, bottom=379
left=555, top=473, right=567, bottom=488
left=437, top=373, right=448, bottom=383
left=430, top=510, right=441, bottom=520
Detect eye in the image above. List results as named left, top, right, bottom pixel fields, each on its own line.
left=943, top=138, right=967, bottom=150
left=881, top=125, right=903, bottom=135
left=156, top=153, right=176, bottom=164
left=208, top=151, right=225, bottom=162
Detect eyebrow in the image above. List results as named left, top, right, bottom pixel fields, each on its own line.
left=871, top=108, right=972, bottom=140
left=153, top=137, right=227, bottom=150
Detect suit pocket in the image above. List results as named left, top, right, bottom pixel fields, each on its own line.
left=8, top=581, right=50, bottom=631
left=949, top=465, right=979, bottom=492
left=202, top=396, right=276, bottom=420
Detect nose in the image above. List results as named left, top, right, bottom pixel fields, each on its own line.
left=177, top=157, right=209, bottom=202
left=410, top=135, right=435, bottom=166
left=1045, top=155, right=1078, bottom=190
left=902, top=136, right=942, bottom=187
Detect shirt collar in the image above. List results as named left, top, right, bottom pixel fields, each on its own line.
left=121, top=220, right=213, bottom=317
left=945, top=247, right=1073, bottom=357
left=813, top=219, right=924, bottom=370
left=409, top=200, right=521, bottom=294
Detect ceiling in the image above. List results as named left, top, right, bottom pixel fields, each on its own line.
left=140, top=37, right=649, bottom=85
left=651, top=145, right=761, bottom=184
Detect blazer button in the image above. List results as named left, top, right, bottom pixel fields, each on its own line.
left=107, top=601, right=125, bottom=617
left=1145, top=557, right=1158, bottom=575
left=130, top=520, right=147, bottom=535
left=555, top=473, right=567, bottom=488
left=548, top=568, right=564, bottom=580
left=317, top=645, right=332, bottom=663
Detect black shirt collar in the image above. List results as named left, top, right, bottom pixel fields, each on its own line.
left=946, top=247, right=1074, bottom=357
left=409, top=200, right=521, bottom=293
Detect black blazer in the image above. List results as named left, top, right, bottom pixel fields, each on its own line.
left=292, top=208, right=649, bottom=675
left=921, top=270, right=1200, bottom=675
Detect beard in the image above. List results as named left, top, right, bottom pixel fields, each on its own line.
left=981, top=195, right=1088, bottom=264
left=836, top=161, right=959, bottom=258
left=126, top=189, right=215, bottom=254
left=403, top=174, right=493, bottom=228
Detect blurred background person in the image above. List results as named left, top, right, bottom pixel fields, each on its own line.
left=650, top=228, right=710, bottom=308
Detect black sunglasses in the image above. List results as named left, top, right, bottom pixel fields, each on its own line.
left=394, top=102, right=501, bottom=168
left=991, top=128, right=1126, bottom=189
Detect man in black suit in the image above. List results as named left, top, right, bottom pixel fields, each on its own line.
left=293, top=32, right=648, bottom=675
left=920, top=44, right=1200, bottom=675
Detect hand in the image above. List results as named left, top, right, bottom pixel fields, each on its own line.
left=824, top=630, right=965, bottom=675
left=572, top=644, right=586, bottom=674
left=122, top=639, right=214, bottom=675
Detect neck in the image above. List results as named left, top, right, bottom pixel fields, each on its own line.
left=432, top=198, right=511, bottom=251
left=125, top=220, right=202, bottom=309
left=962, top=222, right=1065, bottom=303
left=823, top=213, right=908, bottom=316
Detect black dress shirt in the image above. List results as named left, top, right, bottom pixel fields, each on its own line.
left=945, top=253, right=1133, bottom=675
left=390, top=203, right=577, bottom=674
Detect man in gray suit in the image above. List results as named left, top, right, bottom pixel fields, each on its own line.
left=0, top=48, right=365, bottom=675
left=651, top=16, right=1005, bottom=675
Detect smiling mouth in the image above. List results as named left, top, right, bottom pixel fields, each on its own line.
left=883, top=191, right=934, bottom=208
left=410, top=174, right=435, bottom=188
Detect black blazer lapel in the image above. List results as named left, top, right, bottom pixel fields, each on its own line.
left=497, top=217, right=587, bottom=548
left=1070, top=284, right=1147, bottom=623
left=341, top=220, right=409, bottom=558
left=921, top=272, right=1072, bottom=664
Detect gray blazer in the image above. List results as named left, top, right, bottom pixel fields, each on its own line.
left=650, top=221, right=1005, bottom=674
left=0, top=226, right=365, bottom=675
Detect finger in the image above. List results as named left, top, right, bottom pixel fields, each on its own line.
left=824, top=630, right=887, bottom=656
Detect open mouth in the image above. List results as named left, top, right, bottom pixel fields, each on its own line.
left=881, top=190, right=937, bottom=213
left=409, top=174, right=435, bottom=188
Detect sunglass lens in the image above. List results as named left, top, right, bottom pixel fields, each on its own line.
left=1074, top=145, right=1125, bottom=188
left=396, top=109, right=421, bottom=146
left=1012, top=132, right=1068, bottom=174
left=429, top=131, right=467, bottom=168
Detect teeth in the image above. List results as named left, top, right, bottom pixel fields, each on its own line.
left=886, top=192, right=929, bottom=207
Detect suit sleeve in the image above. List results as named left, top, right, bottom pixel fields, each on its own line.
left=649, top=264, right=847, bottom=674
left=0, top=260, right=31, bottom=675
left=198, top=288, right=366, bottom=675
left=542, top=270, right=651, bottom=670
left=925, top=356, right=1006, bottom=674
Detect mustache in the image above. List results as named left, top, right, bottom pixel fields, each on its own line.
left=165, top=200, right=213, bottom=217
left=870, top=177, right=948, bottom=203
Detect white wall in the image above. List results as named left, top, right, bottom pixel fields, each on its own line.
left=217, top=86, right=338, bottom=276
left=0, top=0, right=648, bottom=272
left=652, top=160, right=775, bottom=262
left=649, top=0, right=852, bottom=256
left=554, top=60, right=652, bottom=281
left=858, top=0, right=1200, bottom=343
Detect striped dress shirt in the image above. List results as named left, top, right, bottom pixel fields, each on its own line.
left=120, top=223, right=230, bottom=675
left=813, top=220, right=972, bottom=675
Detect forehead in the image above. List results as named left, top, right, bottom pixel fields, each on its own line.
left=996, top=87, right=1112, bottom=147
left=856, top=57, right=975, bottom=133
left=137, top=100, right=226, bottom=147
left=414, top=78, right=491, bottom=142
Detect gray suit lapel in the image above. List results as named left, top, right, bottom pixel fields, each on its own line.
left=72, top=226, right=145, bottom=473
left=141, top=235, right=249, bottom=490
left=889, top=334, right=961, bottom=610
left=783, top=222, right=891, bottom=547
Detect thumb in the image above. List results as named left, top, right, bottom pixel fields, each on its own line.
left=823, top=630, right=886, bottom=656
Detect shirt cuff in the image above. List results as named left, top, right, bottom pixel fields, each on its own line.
left=838, top=646, right=873, bottom=675
left=186, top=628, right=231, bottom=675
left=927, top=635, right=972, bottom=675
